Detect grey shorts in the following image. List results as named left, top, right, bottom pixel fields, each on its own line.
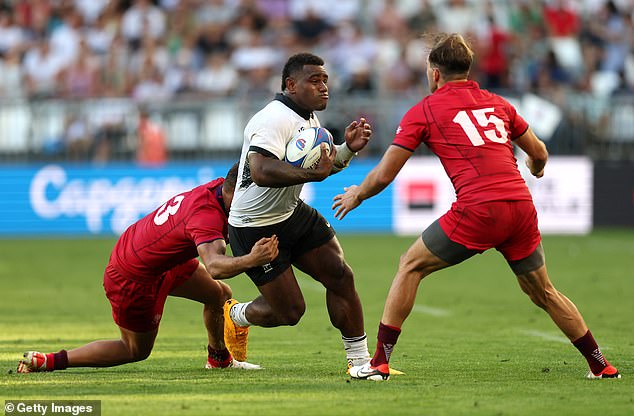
left=422, top=219, right=545, bottom=275
left=228, top=200, right=335, bottom=286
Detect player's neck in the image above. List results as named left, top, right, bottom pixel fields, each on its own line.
left=437, top=78, right=469, bottom=89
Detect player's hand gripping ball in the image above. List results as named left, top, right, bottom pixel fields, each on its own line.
left=284, top=127, right=333, bottom=169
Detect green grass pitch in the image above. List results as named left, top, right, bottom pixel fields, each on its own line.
left=1, top=230, right=632, bottom=415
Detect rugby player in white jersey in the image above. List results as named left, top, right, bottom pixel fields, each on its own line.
left=224, top=53, right=373, bottom=372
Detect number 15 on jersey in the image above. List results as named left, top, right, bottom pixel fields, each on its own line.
left=452, top=108, right=509, bottom=146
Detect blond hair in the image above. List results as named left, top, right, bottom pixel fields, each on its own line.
left=424, top=33, right=474, bottom=79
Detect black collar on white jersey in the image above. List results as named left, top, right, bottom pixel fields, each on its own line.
left=274, top=93, right=313, bottom=120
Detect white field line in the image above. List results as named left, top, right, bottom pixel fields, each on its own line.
left=522, top=329, right=612, bottom=349
left=412, top=304, right=452, bottom=317
left=521, top=329, right=570, bottom=344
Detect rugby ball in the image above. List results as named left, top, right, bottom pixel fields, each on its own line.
left=285, top=127, right=334, bottom=169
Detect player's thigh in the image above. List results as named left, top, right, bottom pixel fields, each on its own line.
left=119, top=326, right=158, bottom=358
left=420, top=219, right=477, bottom=273
left=401, top=235, right=452, bottom=277
left=293, top=236, right=351, bottom=289
left=169, top=261, right=230, bottom=304
left=256, top=266, right=306, bottom=314
left=104, top=265, right=164, bottom=333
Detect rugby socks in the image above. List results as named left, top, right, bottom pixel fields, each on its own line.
left=342, top=333, right=370, bottom=366
left=572, top=330, right=610, bottom=375
left=46, top=350, right=68, bottom=370
left=207, top=345, right=231, bottom=368
left=229, top=301, right=252, bottom=327
left=370, top=322, right=401, bottom=367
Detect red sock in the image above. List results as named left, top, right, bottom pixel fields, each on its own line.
left=370, top=322, right=401, bottom=367
left=572, top=330, right=609, bottom=374
left=207, top=346, right=231, bottom=367
left=46, top=350, right=68, bottom=370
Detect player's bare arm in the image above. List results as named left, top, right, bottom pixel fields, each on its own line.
left=198, top=236, right=279, bottom=279
left=333, top=145, right=410, bottom=219
left=514, top=127, right=548, bottom=178
left=249, top=146, right=334, bottom=188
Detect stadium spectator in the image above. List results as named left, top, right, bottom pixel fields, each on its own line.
left=478, top=15, right=512, bottom=88
left=0, top=47, right=25, bottom=98
left=62, top=114, right=93, bottom=160
left=543, top=0, right=584, bottom=78
left=434, top=0, right=481, bottom=36
left=84, top=10, right=116, bottom=56
left=195, top=51, right=239, bottom=97
left=17, top=164, right=278, bottom=373
left=2, top=0, right=634, bottom=160
left=121, top=0, right=167, bottom=50
left=58, top=38, right=101, bottom=99
left=22, top=36, right=64, bottom=99
left=99, top=35, right=130, bottom=97
left=291, top=5, right=331, bottom=47
left=136, top=107, right=168, bottom=165
left=334, top=33, right=621, bottom=381
left=224, top=53, right=373, bottom=370
left=49, top=6, right=82, bottom=67
left=74, top=0, right=109, bottom=25
left=0, top=7, right=26, bottom=56
left=131, top=62, right=171, bottom=103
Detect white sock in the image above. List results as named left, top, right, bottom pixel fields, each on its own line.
left=229, top=301, right=252, bottom=327
left=342, top=333, right=370, bottom=366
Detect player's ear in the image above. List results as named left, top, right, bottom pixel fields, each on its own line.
left=433, top=68, right=441, bottom=84
left=285, top=76, right=296, bottom=94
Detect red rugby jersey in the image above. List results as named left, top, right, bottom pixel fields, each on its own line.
left=393, top=80, right=532, bottom=205
left=110, top=178, right=228, bottom=280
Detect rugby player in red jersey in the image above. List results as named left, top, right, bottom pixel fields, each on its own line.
left=18, top=163, right=278, bottom=373
left=333, top=33, right=620, bottom=381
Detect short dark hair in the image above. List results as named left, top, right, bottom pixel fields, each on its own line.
left=281, top=53, right=325, bottom=91
left=425, top=33, right=474, bottom=78
left=224, top=162, right=239, bottom=191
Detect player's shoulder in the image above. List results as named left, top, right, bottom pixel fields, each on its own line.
left=245, top=100, right=300, bottom=142
left=249, top=100, right=296, bottom=127
left=185, top=179, right=224, bottom=214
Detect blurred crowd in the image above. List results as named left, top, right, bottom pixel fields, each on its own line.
left=0, top=0, right=633, bottom=103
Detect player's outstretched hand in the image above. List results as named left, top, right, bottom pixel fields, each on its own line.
left=332, top=185, right=361, bottom=220
left=344, top=117, right=372, bottom=152
left=313, top=142, right=336, bottom=180
left=250, top=235, right=279, bottom=265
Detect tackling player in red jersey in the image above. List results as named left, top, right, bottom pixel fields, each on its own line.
left=333, top=33, right=620, bottom=381
left=18, top=163, right=278, bottom=373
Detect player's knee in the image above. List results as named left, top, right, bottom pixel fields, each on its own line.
left=277, top=301, right=305, bottom=326
left=522, top=284, right=551, bottom=309
left=126, top=343, right=152, bottom=362
left=318, top=258, right=354, bottom=293
left=218, top=280, right=232, bottom=301
left=398, top=252, right=425, bottom=277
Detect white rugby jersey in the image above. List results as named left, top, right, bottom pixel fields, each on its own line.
left=229, top=94, right=321, bottom=227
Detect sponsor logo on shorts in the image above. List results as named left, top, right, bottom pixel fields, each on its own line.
left=263, top=263, right=273, bottom=273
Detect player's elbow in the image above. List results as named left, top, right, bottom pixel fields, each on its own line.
left=205, top=262, right=228, bottom=280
